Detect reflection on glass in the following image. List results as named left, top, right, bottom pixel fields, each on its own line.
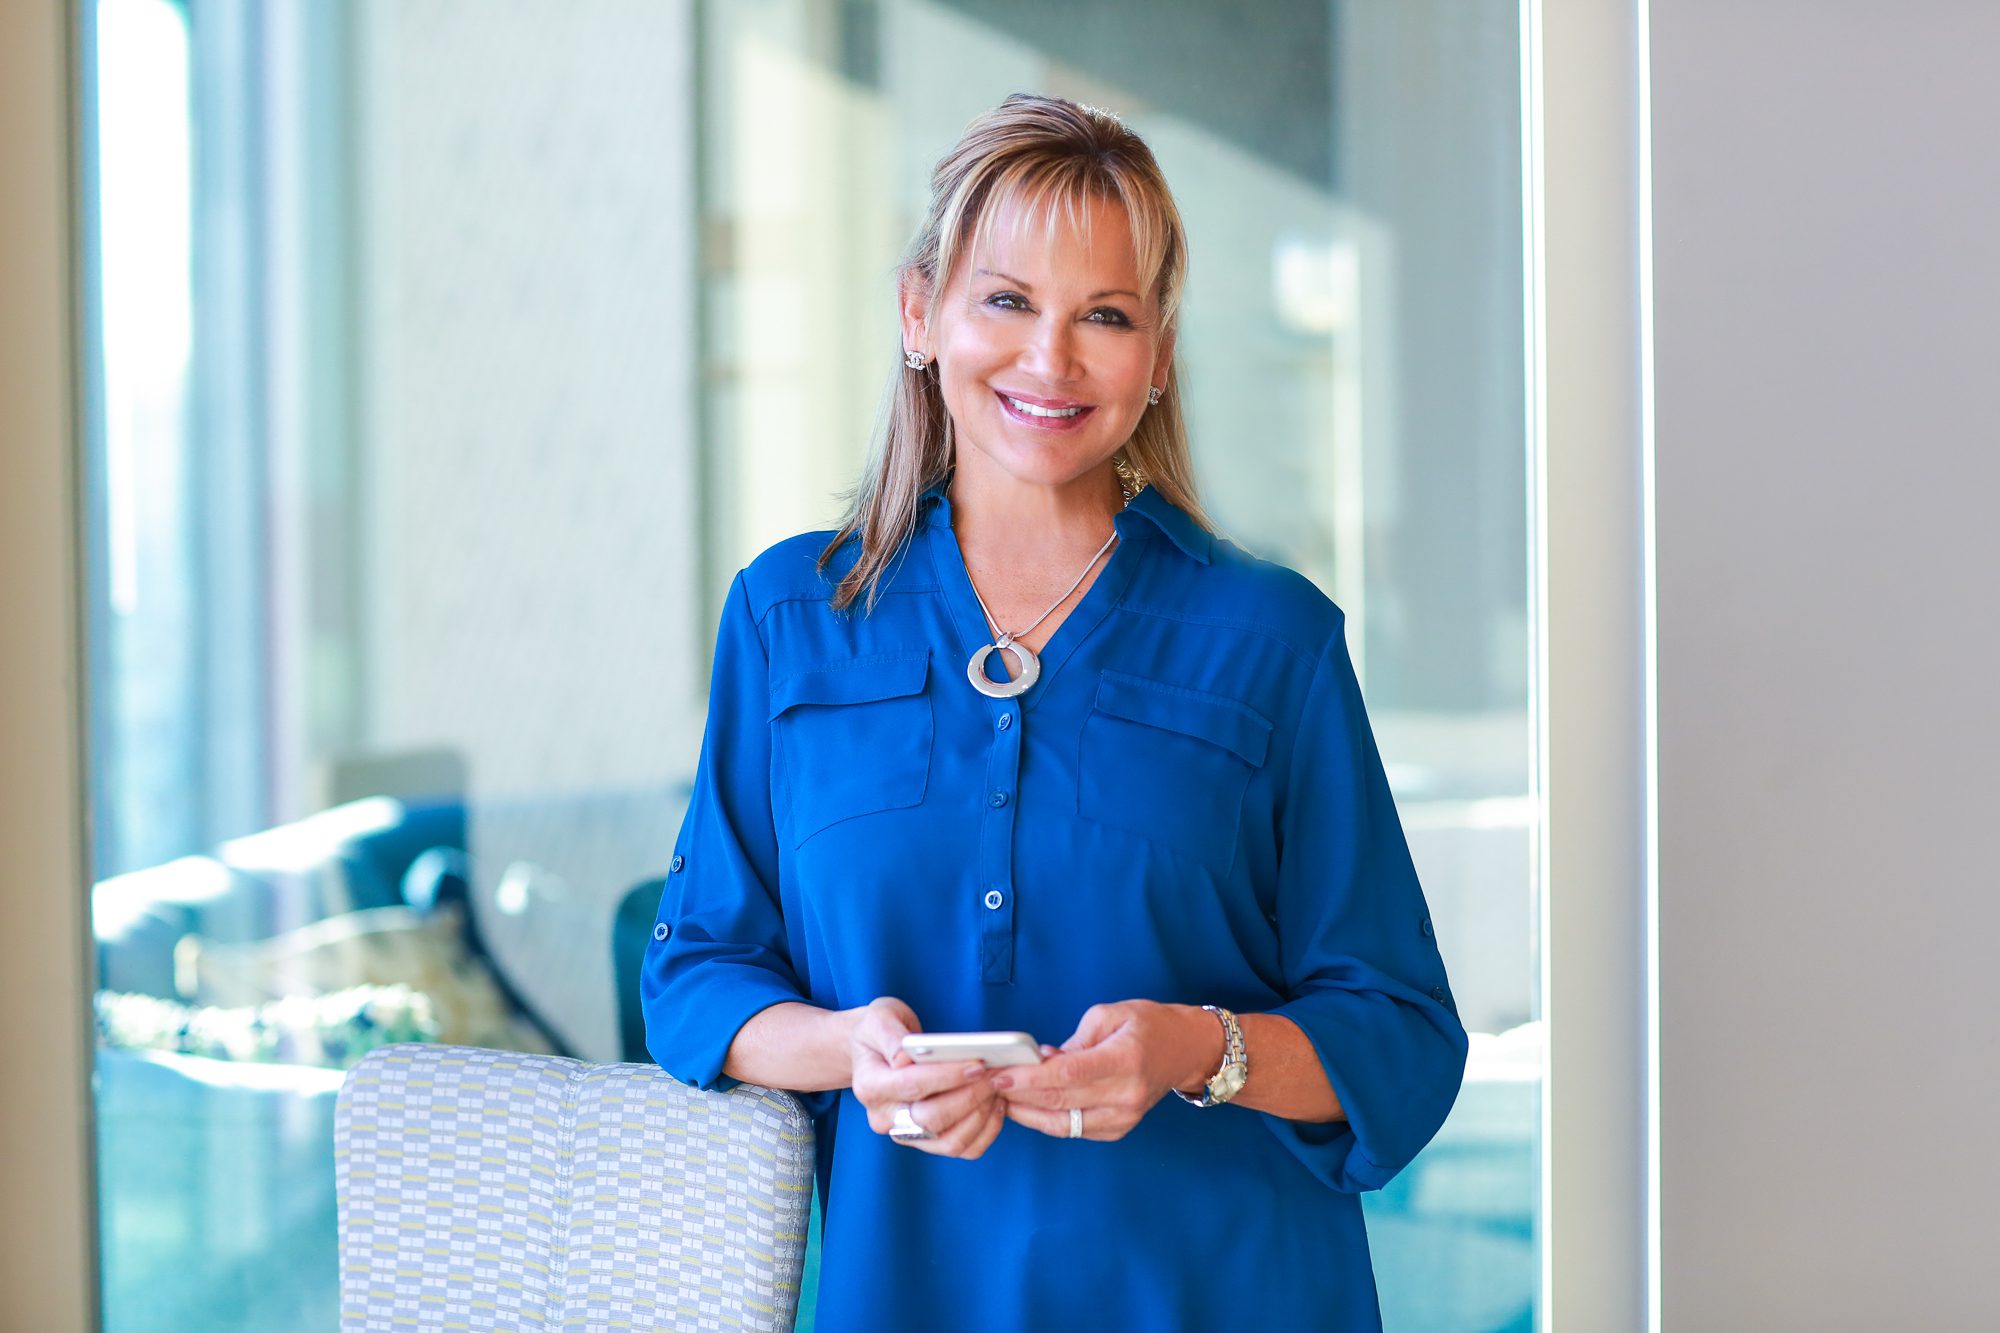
left=83, top=2, right=1538, bottom=1330
left=85, top=2, right=691, bottom=1326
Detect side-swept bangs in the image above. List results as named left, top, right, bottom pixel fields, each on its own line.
left=933, top=150, right=1184, bottom=333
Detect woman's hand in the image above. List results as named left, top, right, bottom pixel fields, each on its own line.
left=991, top=1000, right=1222, bottom=1141
left=848, top=997, right=1007, bottom=1160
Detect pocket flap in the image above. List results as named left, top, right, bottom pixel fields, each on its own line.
left=770, top=650, right=931, bottom=719
left=1093, top=670, right=1272, bottom=768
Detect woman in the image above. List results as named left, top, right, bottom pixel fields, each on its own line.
left=643, top=93, right=1467, bottom=1331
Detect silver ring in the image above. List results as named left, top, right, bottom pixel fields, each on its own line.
left=890, top=1104, right=933, bottom=1142
left=1068, top=1107, right=1084, bottom=1140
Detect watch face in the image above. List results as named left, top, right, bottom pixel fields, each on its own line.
left=1211, top=1061, right=1248, bottom=1101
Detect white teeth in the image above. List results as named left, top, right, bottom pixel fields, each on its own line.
left=1004, top=395, right=1083, bottom=419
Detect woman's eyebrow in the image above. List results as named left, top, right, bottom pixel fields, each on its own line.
left=973, top=267, right=1140, bottom=302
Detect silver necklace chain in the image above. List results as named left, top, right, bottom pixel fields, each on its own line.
left=956, top=483, right=1136, bottom=700
left=966, top=527, right=1119, bottom=649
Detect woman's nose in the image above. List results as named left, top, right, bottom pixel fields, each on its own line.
left=1019, top=315, right=1081, bottom=383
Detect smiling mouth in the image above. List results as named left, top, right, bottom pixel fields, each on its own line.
left=995, top=391, right=1095, bottom=428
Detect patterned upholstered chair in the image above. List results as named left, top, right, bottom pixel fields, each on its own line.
left=335, top=1044, right=815, bottom=1331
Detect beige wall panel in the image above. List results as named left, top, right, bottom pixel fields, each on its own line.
left=0, top=1, right=97, bottom=1327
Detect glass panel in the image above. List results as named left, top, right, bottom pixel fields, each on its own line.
left=83, top=1, right=704, bottom=1326
left=81, top=1, right=1536, bottom=1329
left=699, top=3, right=1539, bottom=1330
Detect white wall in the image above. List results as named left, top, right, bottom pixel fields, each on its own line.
left=350, top=0, right=704, bottom=1056
left=353, top=0, right=704, bottom=799
left=1652, top=3, right=2000, bottom=1326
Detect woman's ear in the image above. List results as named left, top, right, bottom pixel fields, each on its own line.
left=1151, top=325, right=1178, bottom=388
left=898, top=275, right=931, bottom=361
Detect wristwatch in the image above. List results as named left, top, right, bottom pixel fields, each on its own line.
left=1173, top=1004, right=1247, bottom=1107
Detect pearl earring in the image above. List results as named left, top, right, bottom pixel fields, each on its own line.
left=905, top=350, right=928, bottom=370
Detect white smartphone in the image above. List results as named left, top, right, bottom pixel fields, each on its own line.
left=901, top=1030, right=1044, bottom=1068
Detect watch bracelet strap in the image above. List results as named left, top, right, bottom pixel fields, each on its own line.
left=1173, top=1004, right=1245, bottom=1107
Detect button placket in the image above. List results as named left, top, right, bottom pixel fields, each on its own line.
left=978, top=704, right=1022, bottom=983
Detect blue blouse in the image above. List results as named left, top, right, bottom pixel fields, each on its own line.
left=642, top=481, right=1468, bottom=1332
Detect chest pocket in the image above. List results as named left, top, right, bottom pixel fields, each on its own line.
left=771, top=650, right=933, bottom=849
left=1077, top=669, right=1272, bottom=875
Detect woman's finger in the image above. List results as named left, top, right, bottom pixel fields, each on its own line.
left=865, top=995, right=921, bottom=1033
left=1002, top=1100, right=1079, bottom=1139
left=964, top=1100, right=1007, bottom=1158
left=994, top=1080, right=1079, bottom=1112
left=890, top=1076, right=1002, bottom=1154
left=913, top=1073, right=999, bottom=1139
left=1060, top=1003, right=1122, bottom=1054
left=896, top=1096, right=976, bottom=1155
left=990, top=1051, right=1121, bottom=1111
left=927, top=1092, right=1009, bottom=1158
left=931, top=1103, right=990, bottom=1156
left=1004, top=1100, right=1136, bottom=1142
left=858, top=1061, right=986, bottom=1116
left=912, top=1070, right=998, bottom=1125
left=852, top=1006, right=914, bottom=1060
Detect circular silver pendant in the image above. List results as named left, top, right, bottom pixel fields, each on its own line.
left=967, top=641, right=1038, bottom=698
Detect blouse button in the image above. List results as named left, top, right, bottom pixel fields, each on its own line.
left=988, top=791, right=1010, bottom=808
left=670, top=854, right=686, bottom=873
left=653, top=922, right=671, bottom=942
left=1420, top=917, right=1434, bottom=938
left=983, top=889, right=1005, bottom=910
left=996, top=713, right=1012, bottom=731
left=1429, top=985, right=1445, bottom=1002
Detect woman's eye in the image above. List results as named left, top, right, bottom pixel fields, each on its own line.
left=986, top=292, right=1028, bottom=310
left=1088, top=307, right=1132, bottom=326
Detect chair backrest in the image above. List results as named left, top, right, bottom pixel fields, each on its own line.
left=336, top=1044, right=814, bottom=1331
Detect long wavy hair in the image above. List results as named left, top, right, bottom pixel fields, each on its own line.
left=817, top=92, right=1215, bottom=613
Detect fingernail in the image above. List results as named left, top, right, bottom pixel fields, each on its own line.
left=990, top=1074, right=1014, bottom=1091
left=964, top=1064, right=985, bottom=1080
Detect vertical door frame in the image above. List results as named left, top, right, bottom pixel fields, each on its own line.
left=1531, top=1, right=1657, bottom=1330
left=0, top=0, right=99, bottom=1328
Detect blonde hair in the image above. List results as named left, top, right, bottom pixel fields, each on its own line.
left=817, top=92, right=1215, bottom=613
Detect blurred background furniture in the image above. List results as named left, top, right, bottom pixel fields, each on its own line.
left=91, top=786, right=646, bottom=1331
left=335, top=1044, right=814, bottom=1331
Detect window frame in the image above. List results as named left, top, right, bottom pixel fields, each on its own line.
left=1529, top=0, right=1657, bottom=1328
left=0, top=1, right=100, bottom=1328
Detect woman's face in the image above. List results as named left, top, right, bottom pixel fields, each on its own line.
left=903, top=193, right=1173, bottom=496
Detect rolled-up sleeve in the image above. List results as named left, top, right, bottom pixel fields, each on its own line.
left=642, top=570, right=810, bottom=1092
left=1263, top=613, right=1470, bottom=1192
